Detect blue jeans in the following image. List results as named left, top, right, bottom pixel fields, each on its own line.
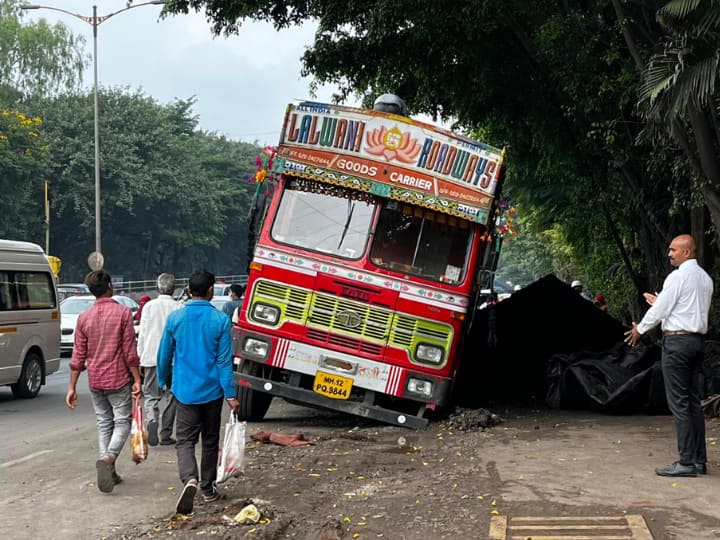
left=90, top=382, right=132, bottom=461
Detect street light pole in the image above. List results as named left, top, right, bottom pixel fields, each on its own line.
left=92, top=4, right=100, bottom=257
left=20, top=1, right=167, bottom=266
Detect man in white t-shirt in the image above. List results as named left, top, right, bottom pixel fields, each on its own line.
left=625, top=234, right=713, bottom=477
left=137, top=273, right=181, bottom=446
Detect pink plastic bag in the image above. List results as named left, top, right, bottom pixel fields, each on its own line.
left=130, top=396, right=148, bottom=464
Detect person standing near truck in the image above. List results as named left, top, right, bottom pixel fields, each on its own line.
left=222, top=283, right=244, bottom=320
left=157, top=269, right=240, bottom=514
left=624, top=234, right=713, bottom=477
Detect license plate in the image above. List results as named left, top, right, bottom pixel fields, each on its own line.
left=313, top=370, right=353, bottom=400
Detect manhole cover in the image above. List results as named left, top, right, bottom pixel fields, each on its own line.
left=489, top=514, right=652, bottom=539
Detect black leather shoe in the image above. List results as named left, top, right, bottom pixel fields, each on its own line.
left=655, top=462, right=697, bottom=477
left=695, top=463, right=707, bottom=475
left=160, top=438, right=176, bottom=446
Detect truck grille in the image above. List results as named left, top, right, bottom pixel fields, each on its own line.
left=252, top=279, right=452, bottom=358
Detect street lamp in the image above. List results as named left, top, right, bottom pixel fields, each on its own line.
left=20, top=1, right=167, bottom=268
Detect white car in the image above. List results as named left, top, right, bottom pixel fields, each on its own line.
left=210, top=295, right=233, bottom=312
left=60, top=295, right=139, bottom=353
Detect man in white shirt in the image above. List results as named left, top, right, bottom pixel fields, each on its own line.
left=625, top=234, right=713, bottom=477
left=137, top=273, right=181, bottom=446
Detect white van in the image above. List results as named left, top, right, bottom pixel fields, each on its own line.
left=0, top=239, right=61, bottom=398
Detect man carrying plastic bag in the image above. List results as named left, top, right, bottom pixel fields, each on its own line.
left=158, top=270, right=240, bottom=515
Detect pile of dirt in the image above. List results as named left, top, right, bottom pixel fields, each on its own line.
left=440, top=407, right=502, bottom=432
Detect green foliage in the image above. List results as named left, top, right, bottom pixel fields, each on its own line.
left=0, top=108, right=46, bottom=239
left=13, top=89, right=259, bottom=281
left=0, top=0, right=86, bottom=105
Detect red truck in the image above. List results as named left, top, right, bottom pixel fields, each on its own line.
left=232, top=100, right=506, bottom=428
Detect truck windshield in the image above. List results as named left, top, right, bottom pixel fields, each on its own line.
left=369, top=201, right=473, bottom=284
left=271, top=179, right=375, bottom=259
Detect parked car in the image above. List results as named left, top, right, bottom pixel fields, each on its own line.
left=60, top=295, right=139, bottom=353
left=0, top=239, right=61, bottom=398
left=57, top=283, right=90, bottom=302
left=213, top=275, right=248, bottom=297
left=210, top=295, right=233, bottom=313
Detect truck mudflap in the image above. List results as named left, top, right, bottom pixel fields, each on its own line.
left=234, top=366, right=430, bottom=429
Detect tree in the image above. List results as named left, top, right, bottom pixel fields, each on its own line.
left=23, top=89, right=258, bottom=280
left=636, top=0, right=720, bottom=247
left=0, top=108, right=46, bottom=240
left=0, top=0, right=85, bottom=105
left=163, top=0, right=696, bottom=322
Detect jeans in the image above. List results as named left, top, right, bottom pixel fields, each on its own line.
left=89, top=382, right=133, bottom=461
left=142, top=366, right=177, bottom=440
left=661, top=334, right=707, bottom=465
left=175, top=397, right=223, bottom=495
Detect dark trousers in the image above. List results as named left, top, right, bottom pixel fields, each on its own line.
left=661, top=334, right=707, bottom=465
left=175, top=397, right=223, bottom=495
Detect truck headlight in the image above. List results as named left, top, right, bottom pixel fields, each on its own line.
left=251, top=303, right=279, bottom=325
left=407, top=377, right=434, bottom=397
left=243, top=337, right=269, bottom=359
left=415, top=343, right=444, bottom=365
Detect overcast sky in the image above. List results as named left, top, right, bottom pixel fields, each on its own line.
left=21, top=0, right=351, bottom=146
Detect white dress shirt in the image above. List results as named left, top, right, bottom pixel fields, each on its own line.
left=137, top=294, right=181, bottom=367
left=637, top=259, right=713, bottom=335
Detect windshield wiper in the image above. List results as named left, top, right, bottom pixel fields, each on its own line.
left=337, top=200, right=355, bottom=249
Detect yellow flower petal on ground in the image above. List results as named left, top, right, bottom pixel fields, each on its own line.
left=491, top=510, right=499, bottom=515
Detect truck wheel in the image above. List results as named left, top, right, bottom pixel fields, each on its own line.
left=11, top=351, right=43, bottom=399
left=236, top=361, right=273, bottom=421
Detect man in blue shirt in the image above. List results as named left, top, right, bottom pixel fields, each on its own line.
left=158, top=269, right=240, bottom=514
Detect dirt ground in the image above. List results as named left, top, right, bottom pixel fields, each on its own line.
left=107, top=403, right=720, bottom=540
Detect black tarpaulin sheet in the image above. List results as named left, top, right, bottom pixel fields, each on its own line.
left=456, top=274, right=634, bottom=408
left=545, top=340, right=666, bottom=413
left=456, top=274, right=719, bottom=413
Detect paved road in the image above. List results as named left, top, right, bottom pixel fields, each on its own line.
left=4, top=360, right=720, bottom=539
left=0, top=358, right=333, bottom=540
left=1, top=358, right=193, bottom=539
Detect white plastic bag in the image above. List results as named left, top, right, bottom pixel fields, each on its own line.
left=216, top=413, right=246, bottom=483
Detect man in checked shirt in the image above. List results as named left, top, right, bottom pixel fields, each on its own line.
left=66, top=270, right=142, bottom=493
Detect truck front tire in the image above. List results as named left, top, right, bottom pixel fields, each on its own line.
left=236, top=361, right=274, bottom=421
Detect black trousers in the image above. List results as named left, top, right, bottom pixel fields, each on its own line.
left=175, top=397, right=223, bottom=495
left=661, top=334, right=707, bottom=465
